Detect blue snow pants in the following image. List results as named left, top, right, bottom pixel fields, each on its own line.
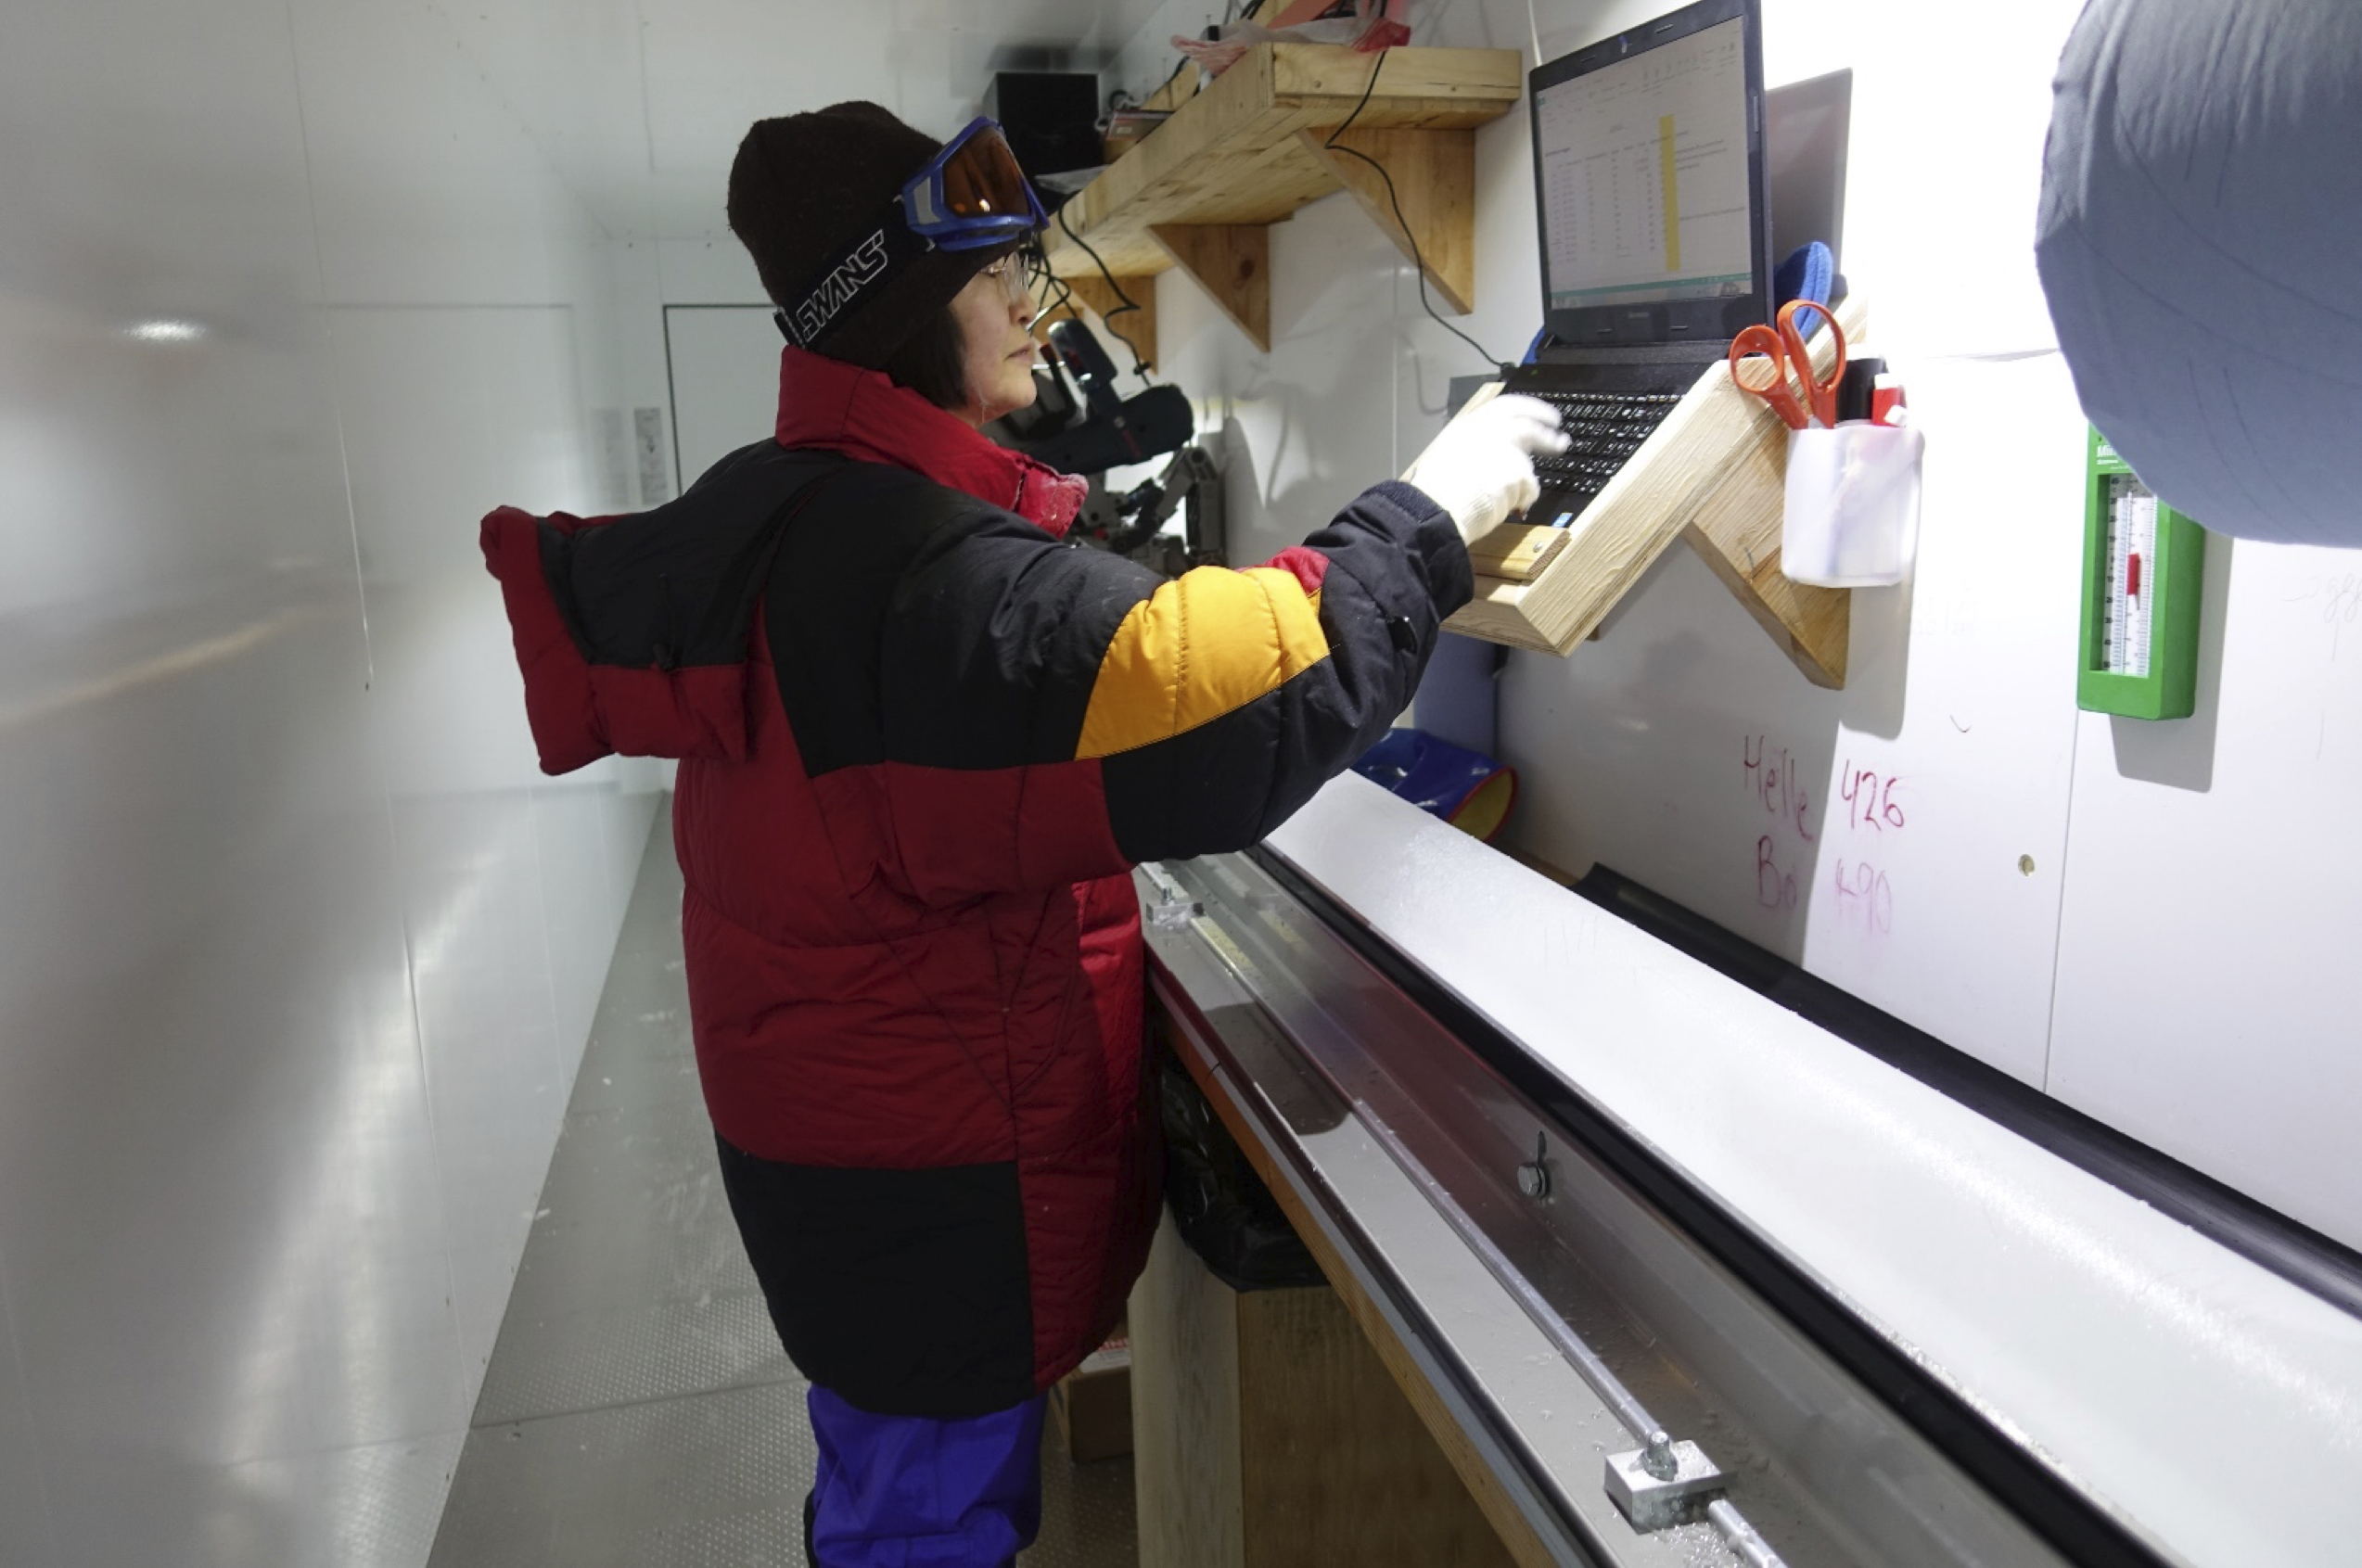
left=804, top=1383, right=1046, bottom=1568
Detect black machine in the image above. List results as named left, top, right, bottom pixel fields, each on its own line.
left=988, top=317, right=1226, bottom=577
left=1509, top=0, right=1770, bottom=529
left=982, top=71, right=1103, bottom=209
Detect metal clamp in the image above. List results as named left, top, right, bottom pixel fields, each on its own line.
left=1140, top=861, right=1205, bottom=931
left=1604, top=1430, right=1725, bottom=1531
left=1516, top=1130, right=1552, bottom=1199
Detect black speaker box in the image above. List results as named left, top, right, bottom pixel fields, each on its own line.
left=984, top=71, right=1103, bottom=178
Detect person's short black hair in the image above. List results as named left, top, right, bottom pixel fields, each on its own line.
left=881, top=304, right=967, bottom=411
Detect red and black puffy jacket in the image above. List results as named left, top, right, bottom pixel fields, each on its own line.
left=481, top=348, right=1471, bottom=1416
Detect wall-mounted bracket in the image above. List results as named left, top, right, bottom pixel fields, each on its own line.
left=1151, top=224, right=1271, bottom=352
left=1298, top=126, right=1477, bottom=314
left=1446, top=295, right=1869, bottom=689
left=1040, top=45, right=1522, bottom=356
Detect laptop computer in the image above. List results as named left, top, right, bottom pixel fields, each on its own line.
left=1507, top=0, right=1771, bottom=530
left=1766, top=67, right=1851, bottom=280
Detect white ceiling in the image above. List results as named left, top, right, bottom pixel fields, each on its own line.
left=432, top=0, right=1181, bottom=240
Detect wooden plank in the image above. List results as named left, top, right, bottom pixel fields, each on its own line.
left=1447, top=295, right=1870, bottom=679
left=1158, top=1018, right=1564, bottom=1568
left=1132, top=1216, right=1246, bottom=1568
left=1053, top=47, right=1303, bottom=277
left=1465, top=521, right=1570, bottom=582
left=1269, top=45, right=1526, bottom=123
left=1680, top=454, right=1852, bottom=688
left=1036, top=274, right=1159, bottom=370
left=1299, top=126, right=1477, bottom=313
left=1153, top=224, right=1272, bottom=352
left=1237, top=1285, right=1519, bottom=1567
left=1045, top=45, right=1521, bottom=283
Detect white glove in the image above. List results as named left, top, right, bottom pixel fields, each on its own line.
left=1399, top=387, right=1569, bottom=545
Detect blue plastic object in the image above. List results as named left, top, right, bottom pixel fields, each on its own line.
left=1349, top=728, right=1517, bottom=842
left=1774, top=240, right=1833, bottom=311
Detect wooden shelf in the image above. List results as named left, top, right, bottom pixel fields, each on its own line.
left=1445, top=294, right=1870, bottom=689
left=1041, top=44, right=1523, bottom=356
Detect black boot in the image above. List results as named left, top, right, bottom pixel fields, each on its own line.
left=803, top=1491, right=818, bottom=1568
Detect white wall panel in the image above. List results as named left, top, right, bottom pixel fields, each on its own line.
left=0, top=1247, right=62, bottom=1568
left=0, top=1, right=658, bottom=1563
left=1500, top=354, right=2087, bottom=1087
left=2049, top=535, right=2362, bottom=1248
left=664, top=305, right=784, bottom=483
left=1104, top=0, right=2361, bottom=1247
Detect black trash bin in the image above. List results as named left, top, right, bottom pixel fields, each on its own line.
left=1157, top=1051, right=1325, bottom=1293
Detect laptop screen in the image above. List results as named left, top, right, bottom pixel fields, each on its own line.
left=1530, top=0, right=1768, bottom=347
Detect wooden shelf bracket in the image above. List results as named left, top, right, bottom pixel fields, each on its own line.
left=1445, top=295, right=1870, bottom=689
left=1298, top=126, right=1477, bottom=314
left=1040, top=45, right=1523, bottom=356
left=1151, top=224, right=1272, bottom=352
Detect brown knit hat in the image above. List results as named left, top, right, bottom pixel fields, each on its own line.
left=727, top=103, right=1005, bottom=369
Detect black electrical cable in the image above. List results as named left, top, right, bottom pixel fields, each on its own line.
left=1024, top=236, right=1076, bottom=322
left=1053, top=202, right=1154, bottom=382
left=1322, top=49, right=1503, bottom=368
left=1025, top=246, right=1093, bottom=374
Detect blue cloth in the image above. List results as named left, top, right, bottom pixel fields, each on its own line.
left=2037, top=0, right=2362, bottom=546
left=807, top=1385, right=1045, bottom=1568
left=1774, top=241, right=1833, bottom=311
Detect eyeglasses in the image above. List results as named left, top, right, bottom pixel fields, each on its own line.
left=977, top=251, right=1053, bottom=323
left=979, top=253, right=1038, bottom=315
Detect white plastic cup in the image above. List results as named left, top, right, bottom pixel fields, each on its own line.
left=1781, top=422, right=1925, bottom=587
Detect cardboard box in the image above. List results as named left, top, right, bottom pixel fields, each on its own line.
left=1048, top=1323, right=1132, bottom=1462
left=1099, top=110, right=1171, bottom=165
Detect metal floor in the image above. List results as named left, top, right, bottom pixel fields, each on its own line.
left=428, top=815, right=1140, bottom=1567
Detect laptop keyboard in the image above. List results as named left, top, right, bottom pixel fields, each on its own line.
left=1527, top=389, right=1684, bottom=521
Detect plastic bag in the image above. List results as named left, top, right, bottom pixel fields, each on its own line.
left=1781, top=421, right=1924, bottom=588
left=1171, top=0, right=1412, bottom=80
left=1160, top=1054, right=1325, bottom=1292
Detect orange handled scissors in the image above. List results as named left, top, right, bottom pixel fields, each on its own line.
left=1727, top=299, right=1847, bottom=429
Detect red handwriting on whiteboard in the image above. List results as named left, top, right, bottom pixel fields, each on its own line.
left=1837, top=761, right=1908, bottom=835
left=1832, top=858, right=1894, bottom=935
left=1756, top=835, right=1798, bottom=911
left=1742, top=735, right=1816, bottom=843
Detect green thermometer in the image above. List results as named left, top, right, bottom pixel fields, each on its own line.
left=2076, top=427, right=2205, bottom=720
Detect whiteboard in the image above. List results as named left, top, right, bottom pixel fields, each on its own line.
left=1500, top=352, right=2090, bottom=1090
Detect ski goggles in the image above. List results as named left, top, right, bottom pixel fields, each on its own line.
left=903, top=118, right=1047, bottom=249
left=775, top=117, right=1048, bottom=351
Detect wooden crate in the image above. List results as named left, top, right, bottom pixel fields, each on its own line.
left=1130, top=1213, right=1516, bottom=1568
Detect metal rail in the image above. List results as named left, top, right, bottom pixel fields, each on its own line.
left=1141, top=848, right=2084, bottom=1568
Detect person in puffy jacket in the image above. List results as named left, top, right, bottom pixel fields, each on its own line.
left=481, top=100, right=1562, bottom=1568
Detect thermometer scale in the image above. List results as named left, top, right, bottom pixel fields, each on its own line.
left=2077, top=427, right=2204, bottom=720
